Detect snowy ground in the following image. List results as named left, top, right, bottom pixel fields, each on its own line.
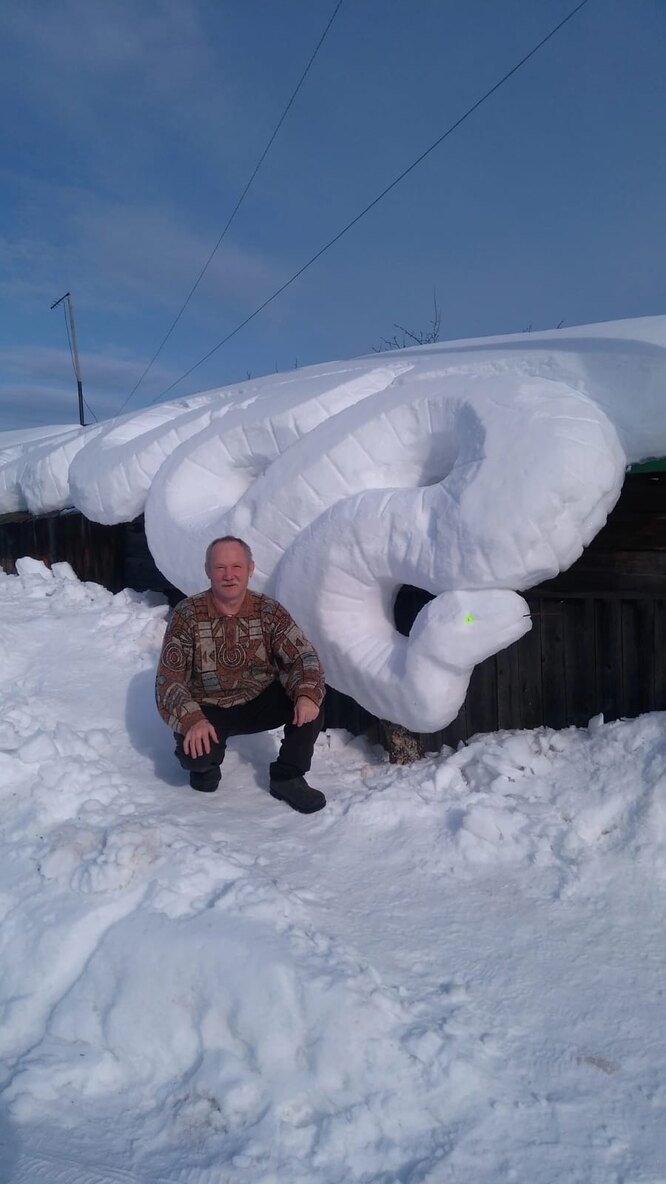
left=1, top=561, right=666, bottom=1184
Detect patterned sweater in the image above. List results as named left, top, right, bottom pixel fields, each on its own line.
left=155, top=589, right=325, bottom=734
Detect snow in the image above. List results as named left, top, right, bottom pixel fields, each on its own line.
left=2, top=315, right=665, bottom=729
left=0, top=423, right=78, bottom=515
left=1, top=562, right=666, bottom=1182
left=68, top=393, right=227, bottom=525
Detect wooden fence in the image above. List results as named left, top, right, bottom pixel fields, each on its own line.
left=0, top=512, right=162, bottom=596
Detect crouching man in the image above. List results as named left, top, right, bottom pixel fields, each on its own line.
left=155, top=535, right=326, bottom=814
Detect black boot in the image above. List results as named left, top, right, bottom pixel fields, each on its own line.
left=269, top=774, right=326, bottom=814
left=190, top=767, right=221, bottom=793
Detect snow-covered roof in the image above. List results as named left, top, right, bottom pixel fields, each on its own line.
left=2, top=314, right=665, bottom=731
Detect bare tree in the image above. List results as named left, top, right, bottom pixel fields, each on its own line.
left=373, top=290, right=442, bottom=352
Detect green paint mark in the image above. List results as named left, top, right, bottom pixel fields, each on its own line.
left=464, top=614, right=475, bottom=624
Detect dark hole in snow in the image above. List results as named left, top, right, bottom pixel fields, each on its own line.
left=394, top=585, right=434, bottom=637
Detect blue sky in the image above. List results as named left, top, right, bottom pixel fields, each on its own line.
left=1, top=0, right=664, bottom=429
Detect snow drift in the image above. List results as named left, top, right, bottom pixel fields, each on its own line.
left=1, top=561, right=666, bottom=1183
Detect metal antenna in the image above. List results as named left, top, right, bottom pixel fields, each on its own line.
left=50, top=291, right=85, bottom=426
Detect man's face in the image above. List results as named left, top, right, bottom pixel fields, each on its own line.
left=206, top=541, right=254, bottom=603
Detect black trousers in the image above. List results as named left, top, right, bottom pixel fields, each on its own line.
left=174, top=681, right=324, bottom=791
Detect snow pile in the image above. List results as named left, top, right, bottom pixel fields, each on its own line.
left=1, top=563, right=666, bottom=1183
left=2, top=315, right=665, bottom=729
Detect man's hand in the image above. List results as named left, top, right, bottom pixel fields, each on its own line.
left=293, top=696, right=320, bottom=726
left=183, top=720, right=219, bottom=758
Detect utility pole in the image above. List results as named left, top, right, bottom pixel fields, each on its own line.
left=50, top=291, right=85, bottom=426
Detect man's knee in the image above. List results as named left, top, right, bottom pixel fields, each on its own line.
left=174, top=734, right=226, bottom=770
left=302, top=702, right=325, bottom=736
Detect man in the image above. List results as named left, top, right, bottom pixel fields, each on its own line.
left=155, top=535, right=326, bottom=814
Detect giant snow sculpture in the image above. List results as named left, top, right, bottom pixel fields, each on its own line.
left=2, top=315, right=665, bottom=731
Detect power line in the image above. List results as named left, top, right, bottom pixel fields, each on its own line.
left=116, top=0, right=344, bottom=416
left=147, top=0, right=593, bottom=408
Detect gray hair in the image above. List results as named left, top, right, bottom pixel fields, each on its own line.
left=205, top=535, right=254, bottom=572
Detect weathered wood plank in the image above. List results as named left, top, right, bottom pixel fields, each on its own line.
left=621, top=598, right=655, bottom=717
left=654, top=601, right=666, bottom=712
left=497, top=634, right=522, bottom=732
left=540, top=599, right=567, bottom=729
left=595, top=598, right=623, bottom=722
left=563, top=598, right=597, bottom=727
left=517, top=606, right=543, bottom=730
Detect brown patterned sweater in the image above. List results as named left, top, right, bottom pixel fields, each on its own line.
left=155, top=589, right=325, bottom=733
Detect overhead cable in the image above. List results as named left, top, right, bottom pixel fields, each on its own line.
left=116, top=0, right=344, bottom=416
left=147, top=0, right=593, bottom=407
